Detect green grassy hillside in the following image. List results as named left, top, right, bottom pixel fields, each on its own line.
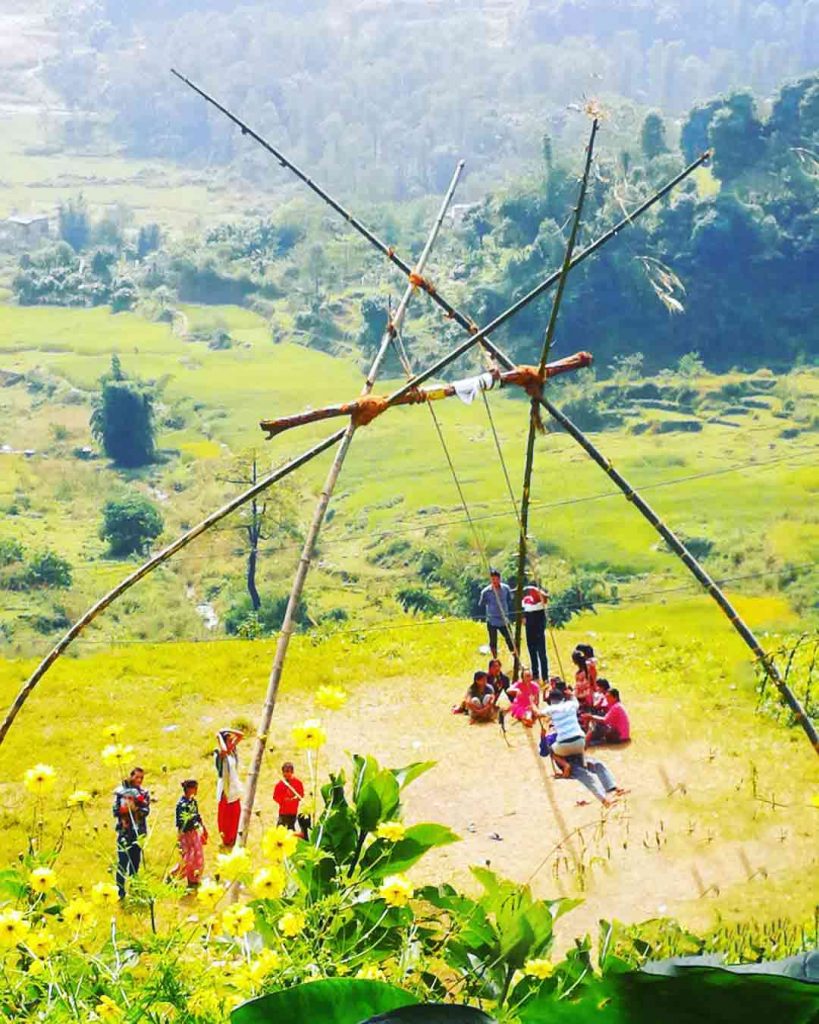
left=0, top=299, right=816, bottom=654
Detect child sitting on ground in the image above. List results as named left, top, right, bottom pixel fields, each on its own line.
left=508, top=667, right=541, bottom=727
left=454, top=671, right=497, bottom=723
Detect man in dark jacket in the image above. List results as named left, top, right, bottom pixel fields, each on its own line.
left=112, top=766, right=150, bottom=899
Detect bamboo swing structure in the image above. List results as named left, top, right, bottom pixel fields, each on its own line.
left=1, top=75, right=815, bottom=807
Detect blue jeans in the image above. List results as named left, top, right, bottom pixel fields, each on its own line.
left=116, top=829, right=143, bottom=898
left=570, top=759, right=617, bottom=802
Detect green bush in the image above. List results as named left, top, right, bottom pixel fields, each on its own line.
left=0, top=538, right=24, bottom=567
left=23, top=550, right=73, bottom=589
left=224, top=591, right=309, bottom=636
left=100, top=493, right=164, bottom=556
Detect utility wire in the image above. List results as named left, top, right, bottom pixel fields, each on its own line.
left=6, top=562, right=815, bottom=645
left=26, top=445, right=817, bottom=573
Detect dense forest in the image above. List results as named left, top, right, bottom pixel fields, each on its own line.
left=14, top=70, right=819, bottom=372
left=47, top=0, right=819, bottom=197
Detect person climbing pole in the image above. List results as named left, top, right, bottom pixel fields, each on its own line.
left=214, top=728, right=244, bottom=848
left=522, top=581, right=549, bottom=681
left=477, top=568, right=514, bottom=659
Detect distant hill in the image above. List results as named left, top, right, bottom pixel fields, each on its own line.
left=38, top=0, right=819, bottom=198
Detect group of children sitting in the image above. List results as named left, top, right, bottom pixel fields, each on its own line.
left=453, top=644, right=631, bottom=807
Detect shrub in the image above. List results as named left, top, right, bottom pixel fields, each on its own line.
left=24, top=550, right=73, bottom=589
left=0, top=538, right=24, bottom=566
left=395, top=586, right=446, bottom=615
left=224, top=592, right=309, bottom=636
left=100, top=494, right=164, bottom=556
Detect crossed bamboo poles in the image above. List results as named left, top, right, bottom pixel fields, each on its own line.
left=0, top=79, right=814, bottom=774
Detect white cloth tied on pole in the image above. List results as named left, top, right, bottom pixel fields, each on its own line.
left=453, top=371, right=495, bottom=405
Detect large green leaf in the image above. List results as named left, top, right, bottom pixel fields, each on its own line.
left=361, top=1006, right=497, bottom=1022
left=353, top=755, right=381, bottom=802
left=518, top=964, right=819, bottom=1023
left=360, top=824, right=460, bottom=878
left=357, top=770, right=401, bottom=832
left=390, top=761, right=436, bottom=791
left=232, top=979, right=418, bottom=1024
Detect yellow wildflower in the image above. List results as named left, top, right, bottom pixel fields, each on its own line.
left=277, top=911, right=306, bottom=937
left=811, top=794, right=819, bottom=809
left=28, top=866, right=57, bottom=893
left=197, top=878, right=224, bottom=910
left=251, top=866, right=286, bottom=900
left=378, top=874, right=413, bottom=908
left=261, top=825, right=298, bottom=861
left=356, top=963, right=385, bottom=980
left=23, top=764, right=56, bottom=796
left=0, top=909, right=30, bottom=946
left=221, top=904, right=255, bottom=937
left=188, top=988, right=223, bottom=1018
left=375, top=821, right=406, bottom=843
left=27, top=957, right=46, bottom=977
left=248, top=947, right=280, bottom=984
left=62, top=897, right=95, bottom=928
left=91, top=881, right=120, bottom=906
left=315, top=684, right=347, bottom=711
left=222, top=960, right=253, bottom=990
left=523, top=958, right=555, bottom=979
left=96, top=995, right=123, bottom=1021
left=67, top=790, right=92, bottom=808
left=101, top=744, right=134, bottom=767
left=215, top=847, right=251, bottom=882
left=26, top=929, right=56, bottom=959
left=291, top=719, right=326, bottom=750
left=101, top=723, right=124, bottom=741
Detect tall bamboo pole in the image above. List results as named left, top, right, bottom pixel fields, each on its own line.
left=171, top=70, right=710, bottom=401
left=235, top=163, right=465, bottom=845
left=0, top=430, right=345, bottom=748
left=512, top=120, right=599, bottom=676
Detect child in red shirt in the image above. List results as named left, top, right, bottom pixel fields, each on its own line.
left=273, top=762, right=304, bottom=830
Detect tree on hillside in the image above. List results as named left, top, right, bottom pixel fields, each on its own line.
left=58, top=196, right=90, bottom=252
left=708, top=92, right=766, bottom=182
left=100, top=493, right=164, bottom=556
left=137, top=223, right=162, bottom=259
left=90, top=356, right=156, bottom=467
left=220, top=453, right=301, bottom=610
left=641, top=111, right=669, bottom=160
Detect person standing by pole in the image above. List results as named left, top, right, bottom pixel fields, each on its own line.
left=477, top=568, right=514, bottom=660
left=272, top=762, right=304, bottom=831
left=214, top=729, right=244, bottom=848
left=112, top=766, right=150, bottom=900
left=522, top=582, right=549, bottom=682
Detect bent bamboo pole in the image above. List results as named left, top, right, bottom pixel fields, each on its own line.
left=235, top=162, right=466, bottom=846
left=512, top=119, right=599, bottom=674
left=0, top=430, right=345, bottom=748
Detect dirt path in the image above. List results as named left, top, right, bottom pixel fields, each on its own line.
left=251, top=673, right=819, bottom=944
